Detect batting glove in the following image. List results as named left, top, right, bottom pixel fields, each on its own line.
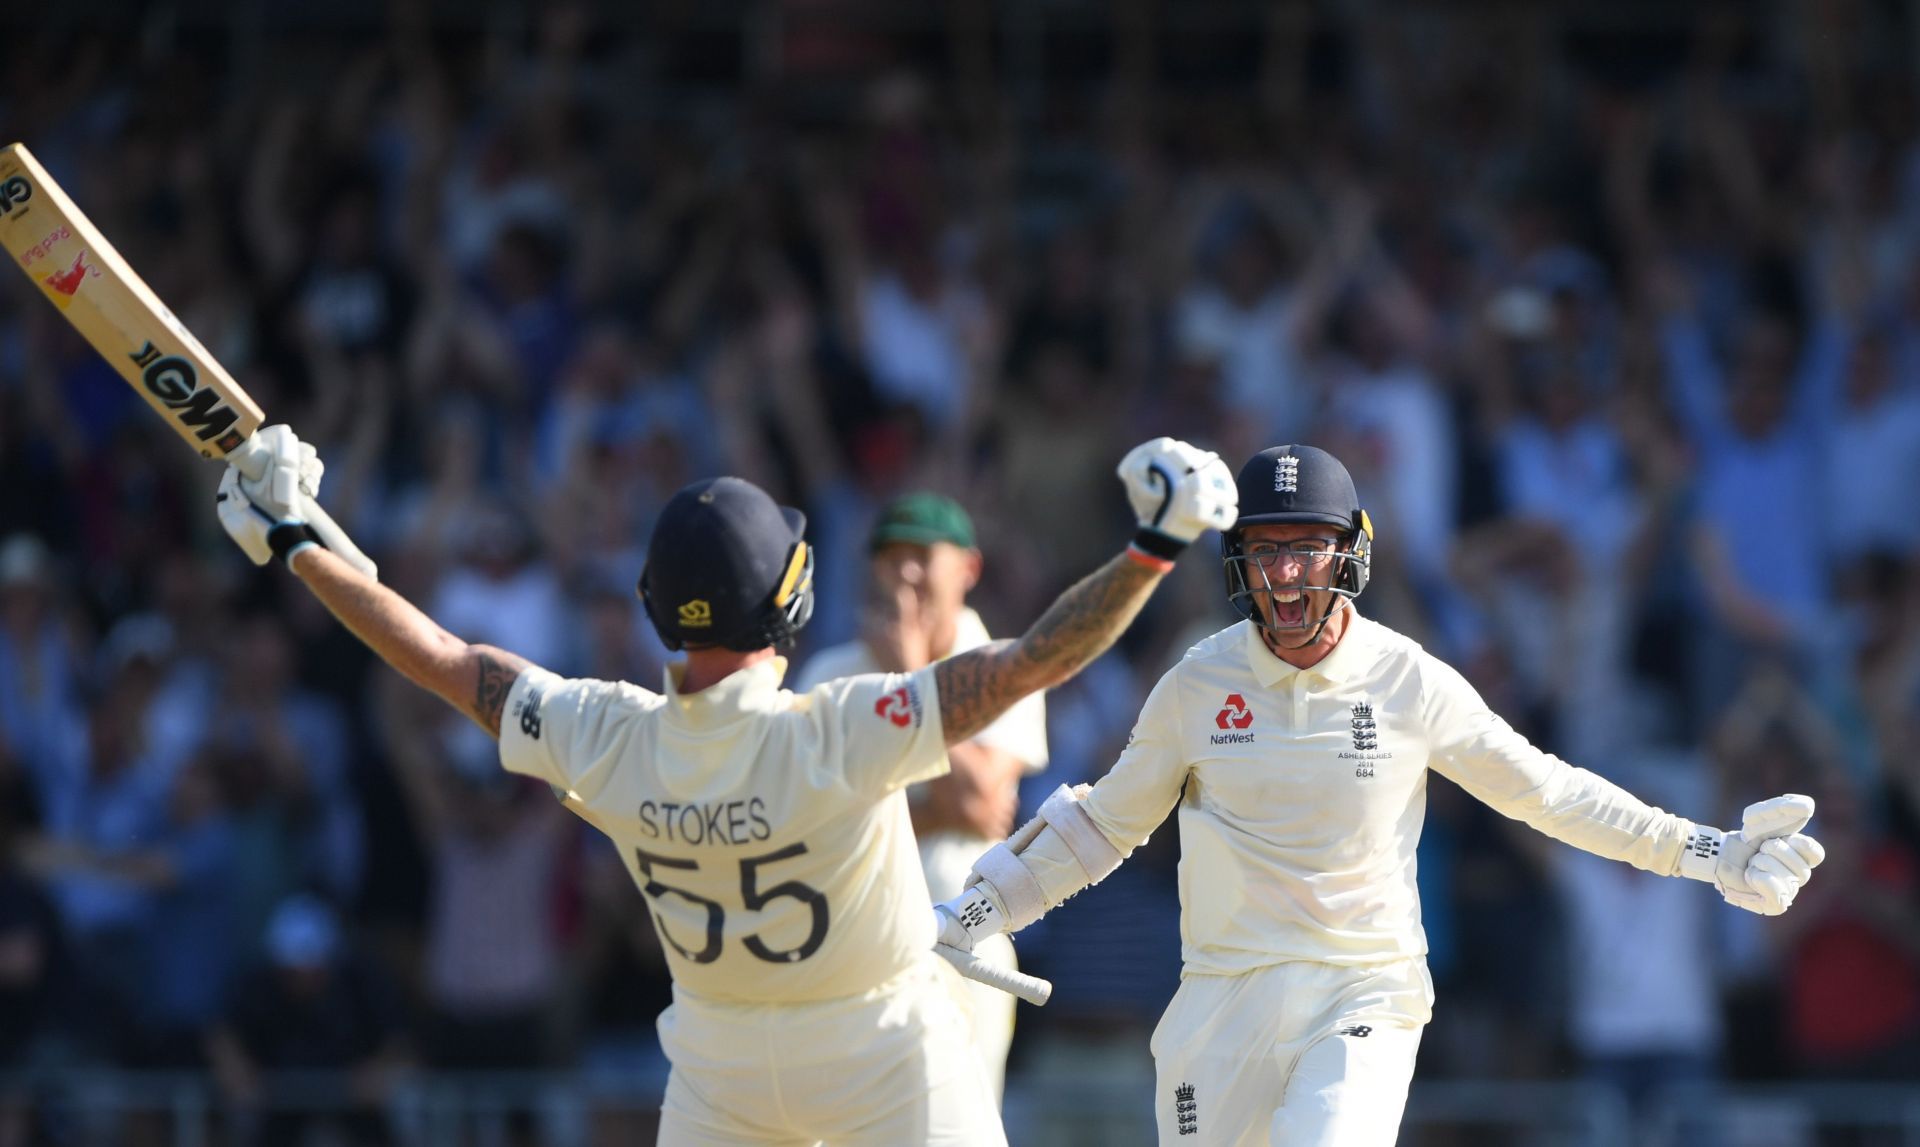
left=216, top=468, right=326, bottom=568
left=235, top=424, right=324, bottom=519
left=1117, top=437, right=1239, bottom=566
left=932, top=885, right=1008, bottom=954
left=1677, top=794, right=1827, bottom=915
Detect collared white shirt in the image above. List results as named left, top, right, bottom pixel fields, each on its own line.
left=1022, top=615, right=1695, bottom=974
left=499, top=658, right=947, bottom=1003
left=796, top=607, right=1049, bottom=901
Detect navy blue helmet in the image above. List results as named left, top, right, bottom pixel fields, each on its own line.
left=640, top=477, right=815, bottom=652
left=1221, top=445, right=1373, bottom=639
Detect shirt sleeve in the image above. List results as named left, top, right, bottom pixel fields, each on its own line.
left=1016, top=666, right=1187, bottom=905
left=1420, top=653, right=1694, bottom=875
left=1083, top=665, right=1191, bottom=851
left=812, top=666, right=950, bottom=797
left=497, top=666, right=652, bottom=794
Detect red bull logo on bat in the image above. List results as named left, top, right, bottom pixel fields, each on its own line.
left=39, top=249, right=95, bottom=307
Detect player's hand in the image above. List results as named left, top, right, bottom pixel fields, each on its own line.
left=236, top=423, right=324, bottom=520
left=215, top=467, right=286, bottom=566
left=1685, top=794, right=1827, bottom=915
left=1715, top=796, right=1826, bottom=915
left=1117, top=437, right=1238, bottom=545
left=863, top=584, right=932, bottom=673
left=933, top=884, right=1008, bottom=953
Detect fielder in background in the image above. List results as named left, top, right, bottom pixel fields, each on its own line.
left=794, top=493, right=1048, bottom=1104
left=935, top=443, right=1827, bottom=1147
left=212, top=428, right=1235, bottom=1146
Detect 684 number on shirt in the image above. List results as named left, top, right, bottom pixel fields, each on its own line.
left=633, top=842, right=830, bottom=964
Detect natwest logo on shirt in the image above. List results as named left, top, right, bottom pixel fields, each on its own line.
left=875, top=684, right=922, bottom=728
left=1215, top=694, right=1253, bottom=730
left=1211, top=693, right=1255, bottom=745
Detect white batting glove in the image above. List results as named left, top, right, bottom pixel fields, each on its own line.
left=216, top=424, right=328, bottom=569
left=1117, top=438, right=1239, bottom=563
left=1677, top=794, right=1827, bottom=915
left=216, top=468, right=296, bottom=566
left=235, top=424, right=324, bottom=520
left=933, top=885, right=1008, bottom=953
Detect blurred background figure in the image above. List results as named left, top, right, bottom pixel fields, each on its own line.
left=207, top=895, right=411, bottom=1147
left=795, top=491, right=1049, bottom=1103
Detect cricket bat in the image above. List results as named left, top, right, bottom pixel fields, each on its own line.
left=939, top=808, right=1056, bottom=1005
left=935, top=942, right=1052, bottom=1006
left=0, top=142, right=376, bottom=578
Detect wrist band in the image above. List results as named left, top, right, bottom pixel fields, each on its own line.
left=1128, top=528, right=1185, bottom=568
left=1125, top=544, right=1177, bottom=573
left=267, top=522, right=326, bottom=567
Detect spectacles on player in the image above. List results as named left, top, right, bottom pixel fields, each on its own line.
left=1242, top=538, right=1343, bottom=571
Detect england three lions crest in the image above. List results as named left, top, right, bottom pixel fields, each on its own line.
left=1337, top=699, right=1392, bottom=777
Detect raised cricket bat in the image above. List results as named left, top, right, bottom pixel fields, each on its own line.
left=0, top=142, right=375, bottom=578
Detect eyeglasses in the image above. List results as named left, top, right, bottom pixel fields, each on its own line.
left=1242, top=539, right=1342, bottom=570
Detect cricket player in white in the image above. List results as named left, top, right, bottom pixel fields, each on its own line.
left=212, top=426, right=1237, bottom=1146
left=795, top=492, right=1049, bottom=1103
left=934, top=443, right=1828, bottom=1147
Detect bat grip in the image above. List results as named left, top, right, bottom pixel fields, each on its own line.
left=301, top=499, right=379, bottom=580
left=934, top=943, right=1052, bottom=1007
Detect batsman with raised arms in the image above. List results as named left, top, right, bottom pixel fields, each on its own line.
left=935, top=444, right=1827, bottom=1147
left=213, top=429, right=1235, bottom=1146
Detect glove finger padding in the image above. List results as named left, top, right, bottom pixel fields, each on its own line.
left=1744, top=852, right=1800, bottom=914
left=1118, top=438, right=1239, bottom=544
left=1780, top=832, right=1826, bottom=869
left=1741, top=794, right=1814, bottom=840
left=1118, top=437, right=1186, bottom=529
left=244, top=424, right=324, bottom=519
left=1758, top=836, right=1818, bottom=882
left=1176, top=454, right=1239, bottom=533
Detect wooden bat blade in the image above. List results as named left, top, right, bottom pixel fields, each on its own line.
left=0, top=142, right=263, bottom=459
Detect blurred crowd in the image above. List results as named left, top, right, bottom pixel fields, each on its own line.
left=2, top=0, right=1919, bottom=1140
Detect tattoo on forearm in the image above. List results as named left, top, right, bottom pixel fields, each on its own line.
left=937, top=555, right=1160, bottom=744
left=473, top=650, right=520, bottom=738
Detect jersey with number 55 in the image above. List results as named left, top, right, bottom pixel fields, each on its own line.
left=499, top=659, right=948, bottom=1004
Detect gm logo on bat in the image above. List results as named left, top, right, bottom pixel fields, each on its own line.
left=0, top=175, right=31, bottom=215
left=128, top=340, right=246, bottom=453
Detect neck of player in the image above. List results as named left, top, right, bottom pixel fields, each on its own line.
left=1257, top=599, right=1350, bottom=670
left=680, top=645, right=778, bottom=694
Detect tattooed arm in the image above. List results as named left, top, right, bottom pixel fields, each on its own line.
left=936, top=553, right=1165, bottom=745
left=286, top=547, right=533, bottom=737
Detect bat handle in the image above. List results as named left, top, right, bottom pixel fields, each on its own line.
left=934, top=943, right=1052, bottom=1007
left=301, top=498, right=379, bottom=581
left=228, top=435, right=378, bottom=580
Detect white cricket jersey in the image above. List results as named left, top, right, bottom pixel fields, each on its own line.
left=1023, top=615, right=1699, bottom=974
left=796, top=608, right=1049, bottom=901
left=498, top=658, right=948, bottom=1004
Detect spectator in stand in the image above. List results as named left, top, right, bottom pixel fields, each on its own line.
left=376, top=676, right=572, bottom=1073
left=208, top=895, right=412, bottom=1147
left=1775, top=779, right=1920, bottom=1081
left=22, top=659, right=176, bottom=1059
left=23, top=751, right=237, bottom=1068
left=0, top=536, right=85, bottom=802
left=0, top=826, right=63, bottom=1147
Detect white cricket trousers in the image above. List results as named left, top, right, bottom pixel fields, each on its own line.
left=1148, top=958, right=1431, bottom=1146
left=655, top=956, right=1007, bottom=1147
